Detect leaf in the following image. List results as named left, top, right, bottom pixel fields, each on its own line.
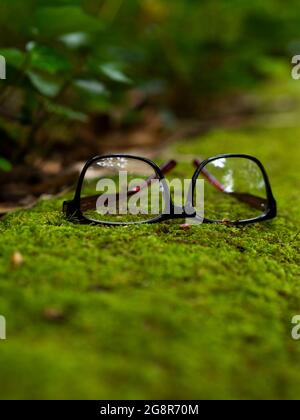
left=38, top=0, right=82, bottom=6
left=0, top=48, right=25, bottom=70
left=34, top=6, right=103, bottom=37
left=74, top=79, right=108, bottom=95
left=0, top=157, right=12, bottom=172
left=27, top=71, right=62, bottom=97
left=59, top=32, right=90, bottom=49
left=44, top=100, right=88, bottom=122
left=99, top=63, right=132, bottom=84
left=26, top=42, right=71, bottom=74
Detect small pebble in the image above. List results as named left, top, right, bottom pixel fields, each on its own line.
left=11, top=251, right=24, bottom=268
left=43, top=308, right=65, bottom=322
left=180, top=224, right=191, bottom=231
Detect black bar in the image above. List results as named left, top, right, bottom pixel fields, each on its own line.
left=0, top=400, right=215, bottom=417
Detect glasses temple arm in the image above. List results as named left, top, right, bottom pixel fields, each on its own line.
left=160, top=159, right=177, bottom=176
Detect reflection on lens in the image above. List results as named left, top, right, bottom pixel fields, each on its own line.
left=194, top=157, right=268, bottom=222
left=80, top=157, right=165, bottom=224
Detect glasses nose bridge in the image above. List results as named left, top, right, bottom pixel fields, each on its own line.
left=168, top=204, right=196, bottom=219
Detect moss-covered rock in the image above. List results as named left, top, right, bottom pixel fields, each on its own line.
left=0, top=126, right=299, bottom=399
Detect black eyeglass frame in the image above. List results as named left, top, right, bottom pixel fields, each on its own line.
left=63, top=153, right=277, bottom=226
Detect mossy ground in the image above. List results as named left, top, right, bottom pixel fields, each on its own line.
left=0, top=125, right=299, bottom=399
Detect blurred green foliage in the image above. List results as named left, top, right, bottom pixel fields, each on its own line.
left=0, top=0, right=300, bottom=167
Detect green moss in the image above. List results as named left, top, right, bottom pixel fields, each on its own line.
left=0, top=126, right=299, bottom=399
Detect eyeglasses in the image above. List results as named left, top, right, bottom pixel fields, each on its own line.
left=63, top=154, right=277, bottom=226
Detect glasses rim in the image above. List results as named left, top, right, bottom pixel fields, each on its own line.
left=75, top=155, right=169, bottom=225
left=191, top=154, right=273, bottom=223
left=63, top=153, right=277, bottom=226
